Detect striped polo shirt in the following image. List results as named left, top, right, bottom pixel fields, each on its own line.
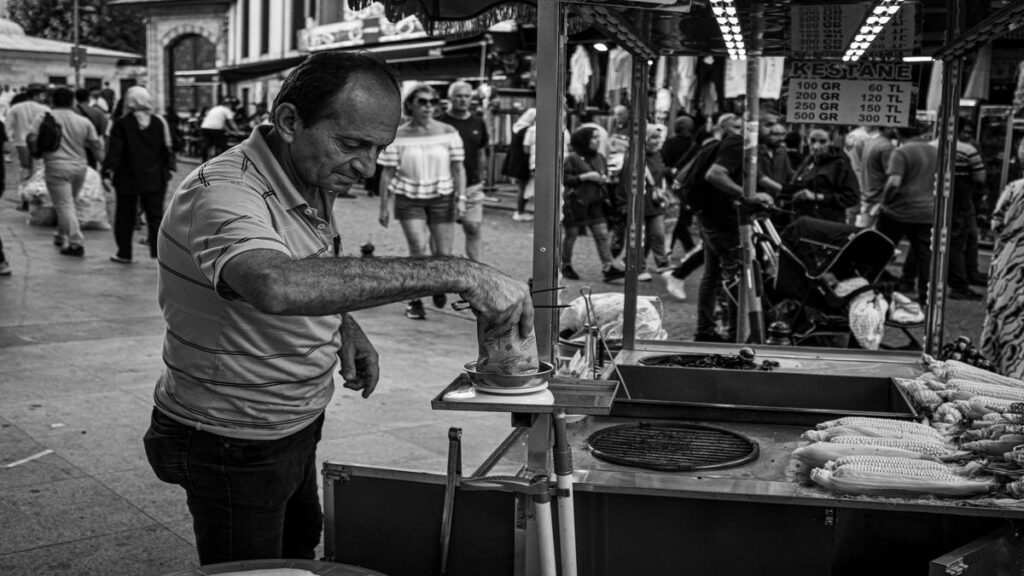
left=154, top=125, right=343, bottom=441
left=377, top=130, right=464, bottom=198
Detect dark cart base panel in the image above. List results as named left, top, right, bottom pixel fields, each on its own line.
left=323, top=464, right=1017, bottom=576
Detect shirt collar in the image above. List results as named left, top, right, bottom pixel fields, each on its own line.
left=241, top=125, right=312, bottom=212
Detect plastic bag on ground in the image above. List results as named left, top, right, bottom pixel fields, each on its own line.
left=77, top=167, right=111, bottom=230
left=559, top=292, right=667, bottom=342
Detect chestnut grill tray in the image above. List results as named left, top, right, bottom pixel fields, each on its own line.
left=586, top=422, right=760, bottom=472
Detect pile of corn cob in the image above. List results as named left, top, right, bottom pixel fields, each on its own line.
left=793, top=417, right=964, bottom=471
left=810, top=455, right=995, bottom=497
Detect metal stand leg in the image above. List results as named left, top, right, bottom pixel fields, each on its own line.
left=552, top=411, right=577, bottom=576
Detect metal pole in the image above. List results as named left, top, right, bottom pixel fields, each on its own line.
left=737, top=2, right=765, bottom=344
left=73, top=0, right=81, bottom=89
left=532, top=0, right=567, bottom=362
left=621, top=56, right=649, bottom=350
left=926, top=0, right=965, bottom=355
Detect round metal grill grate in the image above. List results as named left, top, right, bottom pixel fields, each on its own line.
left=586, top=422, right=759, bottom=472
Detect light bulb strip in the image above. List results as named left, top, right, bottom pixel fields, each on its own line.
left=842, top=0, right=904, bottom=62
left=710, top=0, right=746, bottom=60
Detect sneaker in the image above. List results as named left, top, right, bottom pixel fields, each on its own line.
left=561, top=264, right=580, bottom=280
left=513, top=212, right=535, bottom=222
left=53, top=234, right=66, bottom=247
left=637, top=270, right=653, bottom=282
left=405, top=299, right=426, bottom=320
left=110, top=255, right=132, bottom=264
left=661, top=270, right=687, bottom=301
left=0, top=261, right=10, bottom=276
left=60, top=244, right=84, bottom=257
left=432, top=293, right=448, bottom=308
left=603, top=266, right=626, bottom=283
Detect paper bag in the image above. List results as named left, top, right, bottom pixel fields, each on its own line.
left=476, top=319, right=540, bottom=375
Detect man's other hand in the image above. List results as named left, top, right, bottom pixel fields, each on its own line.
left=338, top=316, right=381, bottom=398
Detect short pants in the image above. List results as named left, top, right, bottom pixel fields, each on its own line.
left=394, top=193, right=456, bottom=223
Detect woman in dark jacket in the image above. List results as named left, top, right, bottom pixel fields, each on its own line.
left=785, top=128, right=859, bottom=223
left=102, top=86, right=174, bottom=262
left=561, top=125, right=623, bottom=283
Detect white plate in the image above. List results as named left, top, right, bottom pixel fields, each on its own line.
left=472, top=381, right=549, bottom=395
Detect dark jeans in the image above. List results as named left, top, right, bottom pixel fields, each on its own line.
left=696, top=220, right=740, bottom=341
left=143, top=409, right=324, bottom=565
left=114, top=190, right=164, bottom=260
left=671, top=207, right=697, bottom=253
left=876, top=212, right=932, bottom=303
left=948, top=206, right=978, bottom=290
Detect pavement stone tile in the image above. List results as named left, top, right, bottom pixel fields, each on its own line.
left=0, top=524, right=197, bottom=576
left=94, top=466, right=191, bottom=526
left=0, top=476, right=154, bottom=556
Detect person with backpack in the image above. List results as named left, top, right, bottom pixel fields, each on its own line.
left=687, top=113, right=772, bottom=342
left=657, top=115, right=733, bottom=301
left=27, top=87, right=104, bottom=257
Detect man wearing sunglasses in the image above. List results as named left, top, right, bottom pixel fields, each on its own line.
left=144, top=51, right=533, bottom=565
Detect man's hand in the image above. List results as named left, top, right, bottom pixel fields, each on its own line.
left=378, top=204, right=390, bottom=228
left=338, top=315, right=380, bottom=398
left=458, top=266, right=535, bottom=340
left=753, top=192, right=775, bottom=206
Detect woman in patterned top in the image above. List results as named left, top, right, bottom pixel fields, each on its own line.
left=378, top=84, right=466, bottom=320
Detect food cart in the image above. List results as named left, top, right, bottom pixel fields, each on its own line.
left=325, top=0, right=1024, bottom=574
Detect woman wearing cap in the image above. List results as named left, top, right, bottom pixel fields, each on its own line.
left=378, top=84, right=466, bottom=320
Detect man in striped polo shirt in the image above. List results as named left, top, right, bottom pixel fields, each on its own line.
left=143, top=51, right=534, bottom=565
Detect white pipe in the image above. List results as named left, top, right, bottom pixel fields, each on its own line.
left=534, top=500, right=558, bottom=576
left=556, top=473, right=578, bottom=576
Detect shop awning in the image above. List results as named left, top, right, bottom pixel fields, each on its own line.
left=218, top=36, right=489, bottom=84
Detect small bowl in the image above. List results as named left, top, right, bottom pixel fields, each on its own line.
left=463, top=361, right=555, bottom=391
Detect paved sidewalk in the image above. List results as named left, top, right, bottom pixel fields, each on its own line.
left=0, top=162, right=530, bottom=575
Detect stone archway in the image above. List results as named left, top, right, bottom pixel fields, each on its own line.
left=166, top=33, right=218, bottom=116
left=144, top=12, right=227, bottom=116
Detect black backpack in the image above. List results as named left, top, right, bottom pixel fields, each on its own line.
left=31, top=112, right=62, bottom=158
left=672, top=139, right=721, bottom=211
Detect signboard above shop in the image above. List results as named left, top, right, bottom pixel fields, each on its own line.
left=299, top=1, right=427, bottom=52
left=785, top=61, right=915, bottom=128
left=790, top=3, right=916, bottom=58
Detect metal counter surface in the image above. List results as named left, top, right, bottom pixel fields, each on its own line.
left=488, top=415, right=1024, bottom=520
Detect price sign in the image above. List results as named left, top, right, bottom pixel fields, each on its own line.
left=785, top=62, right=914, bottom=127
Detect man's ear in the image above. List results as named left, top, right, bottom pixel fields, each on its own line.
left=274, top=103, right=301, bottom=144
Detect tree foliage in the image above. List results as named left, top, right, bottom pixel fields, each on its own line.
left=7, top=0, right=146, bottom=57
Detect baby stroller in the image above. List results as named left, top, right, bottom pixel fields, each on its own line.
left=759, top=216, right=897, bottom=347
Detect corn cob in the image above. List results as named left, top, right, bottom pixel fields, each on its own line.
left=827, top=455, right=953, bottom=474
left=934, top=402, right=966, bottom=425
left=969, top=396, right=1018, bottom=415
left=810, top=467, right=994, bottom=497
left=816, top=417, right=944, bottom=440
left=804, top=425, right=947, bottom=444
left=942, top=360, right=1024, bottom=389
left=831, top=463, right=962, bottom=482
left=792, top=442, right=939, bottom=468
left=947, top=379, right=1024, bottom=402
left=962, top=434, right=1024, bottom=456
left=829, top=435, right=953, bottom=457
